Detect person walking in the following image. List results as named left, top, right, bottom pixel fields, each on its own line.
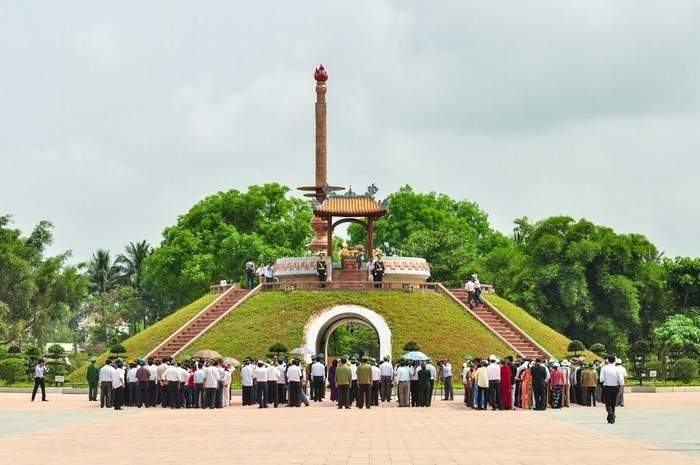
left=395, top=360, right=412, bottom=407
left=245, top=260, right=256, bottom=289
left=356, top=356, right=372, bottom=409
left=615, top=358, right=628, bottom=407
left=31, top=359, right=49, bottom=402
left=86, top=358, right=99, bottom=401
left=472, top=274, right=483, bottom=305
left=465, top=279, right=476, bottom=309
left=379, top=356, right=393, bottom=402
left=600, top=355, right=625, bottom=424
left=335, top=357, right=351, bottom=409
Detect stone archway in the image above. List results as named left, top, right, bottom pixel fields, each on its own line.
left=303, top=305, right=392, bottom=362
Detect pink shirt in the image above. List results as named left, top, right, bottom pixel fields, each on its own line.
left=549, top=369, right=565, bottom=386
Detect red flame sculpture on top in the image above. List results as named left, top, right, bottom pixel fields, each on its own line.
left=314, top=64, right=328, bottom=82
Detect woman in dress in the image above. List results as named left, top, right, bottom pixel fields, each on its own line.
left=519, top=362, right=533, bottom=409
left=500, top=360, right=513, bottom=410
left=328, top=359, right=339, bottom=402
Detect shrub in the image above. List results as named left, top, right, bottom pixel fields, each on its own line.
left=268, top=342, right=288, bottom=355
left=589, top=343, right=606, bottom=356
left=110, top=343, right=126, bottom=356
left=645, top=360, right=666, bottom=380
left=567, top=340, right=586, bottom=356
left=0, top=357, right=26, bottom=384
left=47, top=344, right=66, bottom=360
left=671, top=358, right=699, bottom=384
left=403, top=341, right=421, bottom=352
left=24, top=346, right=41, bottom=362
left=8, top=345, right=21, bottom=354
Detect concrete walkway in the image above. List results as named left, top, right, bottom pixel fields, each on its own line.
left=0, top=392, right=698, bottom=465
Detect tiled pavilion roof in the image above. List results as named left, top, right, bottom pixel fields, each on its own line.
left=314, top=196, right=387, bottom=218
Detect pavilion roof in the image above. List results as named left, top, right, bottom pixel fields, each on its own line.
left=314, top=195, right=387, bottom=218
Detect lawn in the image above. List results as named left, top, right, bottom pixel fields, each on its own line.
left=484, top=294, right=598, bottom=361
left=66, top=293, right=217, bottom=382
left=182, top=290, right=515, bottom=363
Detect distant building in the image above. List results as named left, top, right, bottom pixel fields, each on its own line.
left=78, top=314, right=130, bottom=342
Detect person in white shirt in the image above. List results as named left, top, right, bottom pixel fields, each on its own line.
left=240, top=360, right=255, bottom=406
left=98, top=360, right=114, bottom=408
left=254, top=360, right=269, bottom=408
left=425, top=360, right=437, bottom=406
left=266, top=361, right=279, bottom=407
left=486, top=356, right=502, bottom=410
left=147, top=359, right=158, bottom=407
left=461, top=362, right=471, bottom=406
left=472, top=273, right=483, bottom=305
left=615, top=358, right=628, bottom=407
left=126, top=363, right=139, bottom=407
left=162, top=361, right=181, bottom=409
left=395, top=360, right=412, bottom=407
left=263, top=263, right=274, bottom=283
left=410, top=361, right=420, bottom=407
left=222, top=365, right=233, bottom=407
left=276, top=361, right=287, bottom=404
left=370, top=359, right=381, bottom=406
left=310, top=357, right=326, bottom=402
left=286, top=360, right=303, bottom=407
left=31, top=359, right=49, bottom=402
left=203, top=360, right=222, bottom=409
left=379, top=356, right=393, bottom=402
left=111, top=360, right=126, bottom=410
left=350, top=359, right=359, bottom=406
left=465, top=279, right=476, bottom=309
left=599, top=355, right=625, bottom=424
left=193, top=363, right=205, bottom=408
left=442, top=360, right=454, bottom=401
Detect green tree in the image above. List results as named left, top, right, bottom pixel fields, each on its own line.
left=664, top=257, right=700, bottom=309
left=0, top=357, right=26, bottom=385
left=268, top=342, right=288, bottom=356
left=110, top=343, right=126, bottom=358
left=47, top=343, right=65, bottom=361
left=653, top=314, right=700, bottom=360
left=403, top=341, right=421, bottom=352
left=117, top=240, right=152, bottom=290
left=347, top=186, right=507, bottom=286
left=671, top=358, right=698, bottom=383
left=86, top=249, right=122, bottom=294
left=567, top=340, right=586, bottom=356
left=141, top=184, right=312, bottom=311
left=589, top=343, right=606, bottom=357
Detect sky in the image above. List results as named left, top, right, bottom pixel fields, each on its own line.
left=1, top=1, right=699, bottom=263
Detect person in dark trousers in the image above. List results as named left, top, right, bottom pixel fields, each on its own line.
left=135, top=359, right=150, bottom=408
left=266, top=360, right=279, bottom=408
left=86, top=358, right=99, bottom=401
left=356, top=357, right=372, bottom=409
left=530, top=359, right=548, bottom=410
left=417, top=361, right=432, bottom=406
left=112, top=360, right=125, bottom=410
left=310, top=356, right=326, bottom=402
left=244, top=260, right=256, bottom=289
left=600, top=355, right=625, bottom=424
left=335, top=357, right=351, bottom=409
left=254, top=361, right=268, bottom=408
left=316, top=252, right=328, bottom=288
left=372, top=255, right=385, bottom=288
left=31, top=359, right=49, bottom=402
left=286, top=360, right=303, bottom=407
left=99, top=359, right=113, bottom=408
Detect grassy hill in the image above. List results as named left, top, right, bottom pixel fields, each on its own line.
left=182, top=290, right=514, bottom=363
left=485, top=294, right=598, bottom=361
left=66, top=293, right=217, bottom=383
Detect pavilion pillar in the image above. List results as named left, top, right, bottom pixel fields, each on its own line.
left=326, top=217, right=333, bottom=258
left=367, top=218, right=374, bottom=260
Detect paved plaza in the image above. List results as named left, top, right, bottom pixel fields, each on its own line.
left=1, top=392, right=698, bottom=465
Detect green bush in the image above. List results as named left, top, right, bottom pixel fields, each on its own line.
left=110, top=343, right=126, bottom=356
left=589, top=343, right=606, bottom=356
left=403, top=341, right=421, bottom=352
left=671, top=358, right=699, bottom=384
left=645, top=360, right=666, bottom=380
left=0, top=357, right=26, bottom=384
left=567, top=340, right=586, bottom=356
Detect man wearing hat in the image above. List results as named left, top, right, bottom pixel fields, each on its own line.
left=310, top=356, right=326, bottom=402
left=335, top=357, right=352, bottom=409
left=86, top=358, right=99, bottom=401
left=561, top=359, right=571, bottom=407
left=615, top=358, right=627, bottom=407
left=472, top=274, right=483, bottom=305
left=486, top=356, right=501, bottom=410
left=356, top=356, right=373, bottom=409
left=136, top=359, right=150, bottom=408
left=581, top=363, right=598, bottom=406
left=316, top=252, right=328, bottom=287
left=372, top=253, right=385, bottom=288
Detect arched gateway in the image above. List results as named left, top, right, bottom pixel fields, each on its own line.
left=303, top=305, right=392, bottom=362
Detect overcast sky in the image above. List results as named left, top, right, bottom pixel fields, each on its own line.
left=1, top=1, right=699, bottom=263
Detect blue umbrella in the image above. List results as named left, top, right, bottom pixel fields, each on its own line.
left=401, top=351, right=430, bottom=361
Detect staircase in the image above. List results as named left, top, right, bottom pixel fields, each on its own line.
left=148, top=285, right=260, bottom=360
left=332, top=269, right=367, bottom=282
left=445, top=287, right=550, bottom=359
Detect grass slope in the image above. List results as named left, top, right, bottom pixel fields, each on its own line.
left=485, top=294, right=597, bottom=361
left=67, top=293, right=217, bottom=383
left=182, top=290, right=514, bottom=363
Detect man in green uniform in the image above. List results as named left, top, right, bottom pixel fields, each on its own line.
left=356, top=356, right=373, bottom=409
left=86, top=358, right=99, bottom=401
left=335, top=356, right=351, bottom=409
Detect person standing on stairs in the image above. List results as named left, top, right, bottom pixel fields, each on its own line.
left=465, top=278, right=476, bottom=309
left=316, top=252, right=328, bottom=288
left=245, top=260, right=256, bottom=289
left=472, top=274, right=483, bottom=305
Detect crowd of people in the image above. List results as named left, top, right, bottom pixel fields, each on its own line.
left=80, top=350, right=627, bottom=423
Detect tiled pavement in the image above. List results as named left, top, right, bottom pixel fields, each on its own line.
left=1, top=392, right=698, bottom=465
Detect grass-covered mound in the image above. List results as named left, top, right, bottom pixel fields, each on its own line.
left=485, top=294, right=597, bottom=361
left=182, top=290, right=514, bottom=363
left=67, top=293, right=217, bottom=383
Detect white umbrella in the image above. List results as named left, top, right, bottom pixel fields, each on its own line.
left=290, top=347, right=315, bottom=355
